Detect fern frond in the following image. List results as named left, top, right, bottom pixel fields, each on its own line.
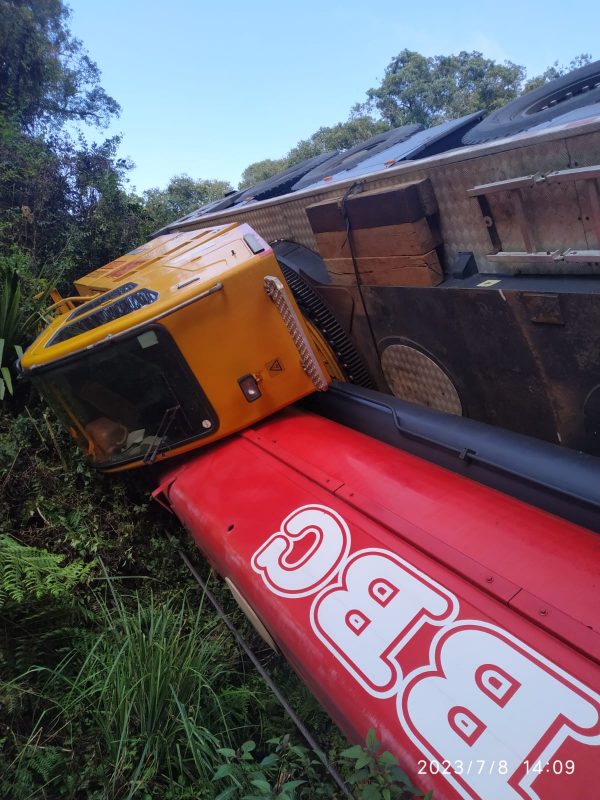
left=0, top=535, right=92, bottom=608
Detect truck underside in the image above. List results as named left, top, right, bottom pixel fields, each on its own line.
left=160, top=114, right=600, bottom=456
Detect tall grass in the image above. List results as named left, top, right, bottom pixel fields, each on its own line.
left=40, top=588, right=263, bottom=799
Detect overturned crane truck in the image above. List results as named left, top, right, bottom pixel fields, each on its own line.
left=20, top=63, right=600, bottom=799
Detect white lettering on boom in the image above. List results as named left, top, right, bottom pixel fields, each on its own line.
left=311, top=549, right=458, bottom=697
left=251, top=505, right=350, bottom=597
left=399, top=622, right=600, bottom=800
left=250, top=506, right=600, bottom=799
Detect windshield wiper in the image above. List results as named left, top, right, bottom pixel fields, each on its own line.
left=143, top=405, right=181, bottom=464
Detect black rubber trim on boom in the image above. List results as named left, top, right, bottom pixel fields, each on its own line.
left=303, top=382, right=600, bottom=533
left=275, top=259, right=374, bottom=389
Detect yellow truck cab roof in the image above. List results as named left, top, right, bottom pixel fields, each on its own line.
left=22, top=223, right=267, bottom=371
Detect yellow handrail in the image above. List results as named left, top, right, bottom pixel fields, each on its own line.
left=44, top=295, right=96, bottom=315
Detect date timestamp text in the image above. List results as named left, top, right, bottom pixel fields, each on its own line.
left=417, top=759, right=575, bottom=776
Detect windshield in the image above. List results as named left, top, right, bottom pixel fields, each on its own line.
left=33, top=327, right=217, bottom=467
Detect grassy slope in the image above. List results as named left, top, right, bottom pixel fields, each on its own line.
left=0, top=405, right=356, bottom=799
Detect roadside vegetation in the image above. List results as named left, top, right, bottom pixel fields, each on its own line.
left=0, top=1, right=593, bottom=796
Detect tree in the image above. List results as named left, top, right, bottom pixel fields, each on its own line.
left=143, top=175, right=234, bottom=231
left=0, top=0, right=120, bottom=132
left=238, top=116, right=390, bottom=189
left=522, top=53, right=593, bottom=93
left=0, top=0, right=132, bottom=279
left=67, top=136, right=148, bottom=272
left=364, top=49, right=525, bottom=127
left=286, top=115, right=389, bottom=165
left=236, top=50, right=544, bottom=188
left=0, top=121, right=148, bottom=277
left=238, top=158, right=288, bottom=190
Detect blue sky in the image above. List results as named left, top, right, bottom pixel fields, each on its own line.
left=66, top=0, right=598, bottom=194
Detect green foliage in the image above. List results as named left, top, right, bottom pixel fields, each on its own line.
left=1, top=740, right=82, bottom=800
left=0, top=0, right=119, bottom=131
left=5, top=588, right=271, bottom=799
left=522, top=53, right=593, bottom=93
left=212, top=729, right=431, bottom=800
left=0, top=266, right=22, bottom=351
left=0, top=0, right=143, bottom=277
left=238, top=159, right=289, bottom=190
left=0, top=339, right=16, bottom=399
left=286, top=116, right=390, bottom=166
left=0, top=528, right=93, bottom=676
left=143, top=174, right=234, bottom=231
left=212, top=735, right=338, bottom=800
left=0, top=533, right=91, bottom=607
left=65, top=135, right=149, bottom=275
left=364, top=49, right=525, bottom=127
left=0, top=403, right=186, bottom=571
left=0, top=116, right=147, bottom=276
left=0, top=256, right=55, bottom=405
left=0, top=252, right=53, bottom=344
left=340, top=728, right=425, bottom=799
left=58, top=589, right=257, bottom=795
left=0, top=116, right=68, bottom=262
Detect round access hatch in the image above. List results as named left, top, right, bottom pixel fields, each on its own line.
left=380, top=344, right=462, bottom=416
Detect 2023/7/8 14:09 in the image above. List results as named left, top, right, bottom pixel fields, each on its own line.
left=416, top=760, right=576, bottom=776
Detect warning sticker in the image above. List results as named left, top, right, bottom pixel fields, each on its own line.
left=266, top=358, right=284, bottom=375
left=477, top=279, right=501, bottom=287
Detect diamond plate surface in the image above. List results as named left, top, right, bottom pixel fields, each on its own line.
left=380, top=344, right=462, bottom=415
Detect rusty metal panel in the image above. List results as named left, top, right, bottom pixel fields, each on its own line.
left=351, top=281, right=600, bottom=453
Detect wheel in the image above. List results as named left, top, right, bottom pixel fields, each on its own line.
left=462, top=59, right=600, bottom=144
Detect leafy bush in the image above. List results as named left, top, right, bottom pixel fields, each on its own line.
left=341, top=728, right=431, bottom=800
left=0, top=528, right=94, bottom=677
left=211, top=735, right=341, bottom=800
left=0, top=252, right=55, bottom=345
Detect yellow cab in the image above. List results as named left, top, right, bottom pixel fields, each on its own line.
left=21, top=223, right=344, bottom=471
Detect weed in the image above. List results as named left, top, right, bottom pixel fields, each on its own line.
left=212, top=736, right=324, bottom=800
left=341, top=728, right=429, bottom=799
